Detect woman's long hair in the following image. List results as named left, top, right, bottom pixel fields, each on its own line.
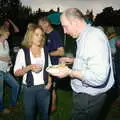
left=21, top=23, right=45, bottom=48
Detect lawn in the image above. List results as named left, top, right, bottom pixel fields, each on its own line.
left=1, top=79, right=73, bottom=120
left=2, top=77, right=120, bottom=120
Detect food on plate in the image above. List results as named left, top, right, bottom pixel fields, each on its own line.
left=46, top=63, right=66, bottom=74
left=49, top=63, right=65, bottom=68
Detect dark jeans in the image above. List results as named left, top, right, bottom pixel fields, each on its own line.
left=72, top=92, right=106, bottom=120
left=23, top=85, right=50, bottom=120
left=0, top=71, right=19, bottom=111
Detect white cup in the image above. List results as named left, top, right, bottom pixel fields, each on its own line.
left=35, top=59, right=43, bottom=73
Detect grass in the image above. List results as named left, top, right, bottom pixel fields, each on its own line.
left=1, top=78, right=120, bottom=120
left=1, top=80, right=73, bottom=120
left=50, top=90, right=72, bottom=120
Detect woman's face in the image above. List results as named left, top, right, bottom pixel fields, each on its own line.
left=31, top=28, right=43, bottom=46
left=4, top=21, right=10, bottom=28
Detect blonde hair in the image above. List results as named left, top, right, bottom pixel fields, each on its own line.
left=0, top=26, right=9, bottom=37
left=21, top=23, right=45, bottom=48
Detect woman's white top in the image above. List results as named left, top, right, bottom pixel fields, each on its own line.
left=14, top=48, right=51, bottom=85
left=0, top=40, right=9, bottom=72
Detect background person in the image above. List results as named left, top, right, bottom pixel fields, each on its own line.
left=49, top=8, right=115, bottom=120
left=38, top=16, right=64, bottom=112
left=1, top=18, right=19, bottom=33
left=0, top=26, right=19, bottom=114
left=0, top=18, right=20, bottom=65
left=14, top=23, right=52, bottom=120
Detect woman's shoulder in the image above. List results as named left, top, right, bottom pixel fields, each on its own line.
left=17, top=48, right=25, bottom=55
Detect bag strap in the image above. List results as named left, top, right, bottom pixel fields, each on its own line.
left=87, top=68, right=111, bottom=88
left=43, top=46, right=49, bottom=85
left=22, top=48, right=31, bottom=66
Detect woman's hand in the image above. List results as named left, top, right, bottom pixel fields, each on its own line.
left=14, top=69, right=25, bottom=76
left=30, top=64, right=43, bottom=73
left=15, top=64, right=43, bottom=76
left=45, top=82, right=52, bottom=89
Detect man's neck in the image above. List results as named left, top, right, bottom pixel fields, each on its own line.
left=46, top=27, right=53, bottom=34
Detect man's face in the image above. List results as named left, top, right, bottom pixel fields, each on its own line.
left=38, top=20, right=48, bottom=33
left=61, top=15, right=77, bottom=38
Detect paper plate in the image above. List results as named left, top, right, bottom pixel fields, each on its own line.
left=46, top=65, right=60, bottom=74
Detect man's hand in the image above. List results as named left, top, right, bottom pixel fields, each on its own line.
left=59, top=57, right=74, bottom=64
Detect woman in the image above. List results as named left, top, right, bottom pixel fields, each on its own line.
left=14, top=23, right=52, bottom=120
left=0, top=27, right=19, bottom=114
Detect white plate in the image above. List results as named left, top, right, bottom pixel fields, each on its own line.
left=46, top=65, right=60, bottom=74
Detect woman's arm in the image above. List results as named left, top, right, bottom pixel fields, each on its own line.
left=45, top=75, right=52, bottom=89
left=14, top=65, right=31, bottom=77
left=8, top=19, right=20, bottom=33
left=14, top=49, right=26, bottom=77
left=14, top=64, right=42, bottom=77
left=0, top=56, right=11, bottom=62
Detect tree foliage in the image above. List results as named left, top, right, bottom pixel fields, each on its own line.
left=1, top=0, right=120, bottom=28
left=94, top=6, right=120, bottom=26
left=0, top=0, right=21, bottom=18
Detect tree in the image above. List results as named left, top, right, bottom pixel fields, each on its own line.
left=0, top=0, right=21, bottom=19
left=94, top=6, right=120, bottom=26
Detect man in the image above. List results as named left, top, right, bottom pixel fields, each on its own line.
left=50, top=8, right=115, bottom=120
left=38, top=17, right=64, bottom=112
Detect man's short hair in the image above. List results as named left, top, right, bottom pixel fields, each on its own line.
left=62, top=8, right=85, bottom=20
left=38, top=16, right=51, bottom=24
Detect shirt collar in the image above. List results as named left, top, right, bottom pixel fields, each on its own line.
left=76, top=24, right=91, bottom=42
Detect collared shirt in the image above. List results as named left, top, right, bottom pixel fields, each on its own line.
left=71, top=25, right=115, bottom=96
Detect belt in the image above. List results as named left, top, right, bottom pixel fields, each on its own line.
left=23, top=84, right=45, bottom=88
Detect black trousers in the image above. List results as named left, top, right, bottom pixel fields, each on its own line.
left=72, top=92, right=106, bottom=120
